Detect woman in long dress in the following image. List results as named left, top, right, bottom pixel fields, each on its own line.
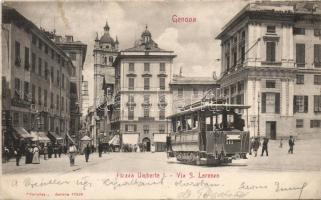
left=32, top=145, right=40, bottom=164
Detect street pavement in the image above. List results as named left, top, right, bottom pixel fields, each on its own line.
left=2, top=138, right=321, bottom=175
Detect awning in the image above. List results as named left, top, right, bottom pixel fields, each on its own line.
left=122, top=134, right=139, bottom=145
left=108, top=135, right=120, bottom=145
left=81, top=135, right=92, bottom=141
left=153, top=134, right=167, bottom=143
left=48, top=131, right=64, bottom=141
left=30, top=131, right=50, bottom=142
left=13, top=127, right=33, bottom=139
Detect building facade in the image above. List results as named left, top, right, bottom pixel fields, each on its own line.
left=2, top=6, right=75, bottom=146
left=92, top=21, right=119, bottom=146
left=170, top=75, right=219, bottom=113
left=216, top=1, right=321, bottom=139
left=110, top=26, right=176, bottom=151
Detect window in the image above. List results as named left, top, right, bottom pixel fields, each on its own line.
left=144, top=63, right=150, bottom=72
left=314, top=95, right=321, bottom=112
left=50, top=92, right=54, bottom=108
left=109, top=56, right=113, bottom=63
left=128, top=78, right=134, bottom=90
left=13, top=112, right=19, bottom=126
left=193, top=114, right=199, bottom=128
left=45, top=45, right=48, bottom=54
left=32, top=34, right=37, bottom=45
left=159, top=78, right=165, bottom=90
left=24, top=81, right=29, bottom=101
left=159, top=108, right=165, bottom=120
left=31, top=84, right=35, bottom=104
left=159, top=124, right=165, bottom=133
left=38, top=87, right=42, bottom=105
left=23, top=113, right=29, bottom=127
left=24, top=47, right=29, bottom=70
left=232, top=37, right=237, bottom=67
left=314, top=29, right=321, bottom=36
left=128, top=106, right=134, bottom=120
left=296, top=74, right=304, bottom=84
left=126, top=124, right=136, bottom=132
left=38, top=40, right=42, bottom=49
left=51, top=49, right=55, bottom=59
left=293, top=27, right=305, bottom=35
left=44, top=62, right=48, bottom=80
left=193, top=88, right=198, bottom=98
left=61, top=96, right=64, bottom=111
left=231, top=85, right=236, bottom=94
left=56, top=95, right=59, bottom=110
left=31, top=53, right=36, bottom=72
left=310, top=120, right=321, bottom=128
left=296, top=44, right=305, bottom=67
left=144, top=107, right=149, bottom=118
left=57, top=70, right=60, bottom=85
left=44, top=89, right=47, bottom=107
left=178, top=88, right=183, bottom=98
left=14, top=78, right=20, bottom=98
left=240, top=31, right=246, bottom=64
left=314, top=44, right=321, bottom=68
left=262, top=93, right=280, bottom=113
left=144, top=78, right=150, bottom=90
left=225, top=42, right=230, bottom=70
left=266, top=80, right=276, bottom=88
left=238, top=81, right=244, bottom=92
left=186, top=116, right=192, bottom=130
left=160, top=63, right=165, bottom=72
left=51, top=67, right=54, bottom=82
left=143, top=125, right=149, bottom=134
left=267, top=25, right=276, bottom=33
left=129, top=63, right=135, bottom=72
left=38, top=58, right=42, bottom=76
left=104, top=57, right=107, bottom=64
left=15, top=41, right=21, bottom=66
left=294, top=96, right=308, bottom=113
left=128, top=94, right=135, bottom=103
left=314, top=75, right=321, bottom=85
left=62, top=73, right=65, bottom=89
left=143, top=95, right=150, bottom=105
left=296, top=119, right=304, bottom=128
left=266, top=42, right=276, bottom=62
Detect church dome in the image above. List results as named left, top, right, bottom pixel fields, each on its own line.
left=99, top=21, right=115, bottom=45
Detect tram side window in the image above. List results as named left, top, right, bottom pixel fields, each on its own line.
left=193, top=115, right=198, bottom=129
left=217, top=115, right=223, bottom=129
left=227, top=114, right=235, bottom=129
left=182, top=116, right=186, bottom=130
left=186, top=116, right=192, bottom=130
left=172, top=119, right=177, bottom=132
left=206, top=117, right=213, bottom=131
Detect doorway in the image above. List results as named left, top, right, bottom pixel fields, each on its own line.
left=142, top=137, right=151, bottom=152
left=266, top=121, right=276, bottom=139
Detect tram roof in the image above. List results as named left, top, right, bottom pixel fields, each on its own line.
left=167, top=103, right=251, bottom=118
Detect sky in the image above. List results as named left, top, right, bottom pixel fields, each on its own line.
left=5, top=0, right=250, bottom=107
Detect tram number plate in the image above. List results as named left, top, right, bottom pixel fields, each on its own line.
left=226, top=135, right=240, bottom=140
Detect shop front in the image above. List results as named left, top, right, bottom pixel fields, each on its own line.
left=153, top=133, right=167, bottom=152
left=122, top=134, right=139, bottom=152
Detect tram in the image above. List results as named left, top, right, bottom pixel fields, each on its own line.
left=167, top=98, right=251, bottom=165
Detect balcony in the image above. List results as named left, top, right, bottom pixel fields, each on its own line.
left=142, top=71, right=152, bottom=77
left=126, top=71, right=137, bottom=77
left=11, top=96, right=31, bottom=108
left=157, top=71, right=167, bottom=77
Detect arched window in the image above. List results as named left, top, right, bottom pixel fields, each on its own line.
left=109, top=56, right=113, bottom=63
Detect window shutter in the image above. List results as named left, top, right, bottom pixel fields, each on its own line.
left=275, top=93, right=280, bottom=114
left=125, top=125, right=128, bottom=132
left=304, top=96, right=308, bottom=113
left=262, top=93, right=266, bottom=113
left=293, top=96, right=297, bottom=113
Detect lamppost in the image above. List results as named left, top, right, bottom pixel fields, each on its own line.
left=257, top=93, right=260, bottom=137
left=250, top=116, right=256, bottom=138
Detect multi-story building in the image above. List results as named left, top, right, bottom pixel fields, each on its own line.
left=170, top=74, right=219, bottom=113
left=92, top=21, right=119, bottom=146
left=216, top=1, right=321, bottom=139
left=110, top=26, right=176, bottom=151
left=81, top=80, right=89, bottom=116
left=2, top=6, right=75, bottom=146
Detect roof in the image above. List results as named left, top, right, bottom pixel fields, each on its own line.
left=216, top=1, right=321, bottom=40
left=170, top=76, right=218, bottom=85
left=100, top=32, right=115, bottom=45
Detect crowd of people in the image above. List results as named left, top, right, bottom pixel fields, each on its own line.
left=3, top=142, right=67, bottom=166
left=249, top=135, right=296, bottom=157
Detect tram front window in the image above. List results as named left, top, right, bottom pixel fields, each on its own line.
left=187, top=116, right=192, bottom=130
left=177, top=121, right=181, bottom=131
left=206, top=117, right=213, bottom=131
left=193, top=115, right=198, bottom=129
left=227, top=114, right=235, bottom=129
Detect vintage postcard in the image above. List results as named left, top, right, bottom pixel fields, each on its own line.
left=1, top=0, right=321, bottom=199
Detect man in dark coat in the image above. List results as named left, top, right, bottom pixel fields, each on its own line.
left=48, top=143, right=53, bottom=158
left=98, top=143, right=103, bottom=157
left=252, top=138, right=260, bottom=157
left=58, top=144, right=62, bottom=158
left=261, top=137, right=269, bottom=156
left=288, top=136, right=295, bottom=154
left=84, top=144, right=91, bottom=162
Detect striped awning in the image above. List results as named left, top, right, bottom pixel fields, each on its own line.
left=30, top=131, right=50, bottom=142
left=13, top=127, right=33, bottom=139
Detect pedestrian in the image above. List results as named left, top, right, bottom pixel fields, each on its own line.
left=48, top=143, right=52, bottom=158
left=69, top=143, right=77, bottom=166
left=279, top=138, right=283, bottom=148
left=4, top=146, right=10, bottom=162
left=84, top=144, right=91, bottom=162
left=58, top=144, right=62, bottom=158
left=249, top=137, right=255, bottom=155
left=91, top=145, right=95, bottom=153
left=54, top=143, right=58, bottom=158
left=288, top=135, right=295, bottom=154
left=261, top=137, right=269, bottom=156
left=32, top=145, right=40, bottom=164
left=25, top=144, right=33, bottom=164
left=14, top=146, right=21, bottom=166
left=98, top=143, right=103, bottom=157
left=252, top=137, right=260, bottom=157
left=43, top=145, right=48, bottom=160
